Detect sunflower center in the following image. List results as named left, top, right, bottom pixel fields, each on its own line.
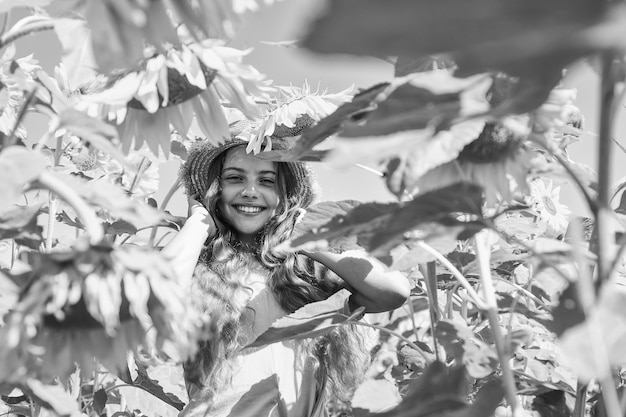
left=458, top=123, right=524, bottom=163
left=542, top=196, right=558, bottom=215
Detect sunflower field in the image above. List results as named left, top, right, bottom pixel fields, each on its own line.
left=1, top=0, right=626, bottom=416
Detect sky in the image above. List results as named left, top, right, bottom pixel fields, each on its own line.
left=13, top=0, right=626, bottom=219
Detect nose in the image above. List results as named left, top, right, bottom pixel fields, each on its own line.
left=241, top=184, right=258, bottom=198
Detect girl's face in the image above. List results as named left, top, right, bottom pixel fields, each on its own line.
left=218, top=146, right=280, bottom=243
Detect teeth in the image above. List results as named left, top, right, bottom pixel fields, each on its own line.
left=235, top=205, right=263, bottom=213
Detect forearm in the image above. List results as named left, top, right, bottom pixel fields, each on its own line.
left=161, top=213, right=214, bottom=286
left=304, top=251, right=410, bottom=313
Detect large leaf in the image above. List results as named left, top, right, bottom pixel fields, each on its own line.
left=40, top=172, right=163, bottom=228
left=363, top=361, right=503, bottom=417
left=352, top=378, right=402, bottom=415
left=247, top=289, right=364, bottom=348
left=302, top=0, right=623, bottom=79
left=558, top=285, right=626, bottom=381
left=288, top=183, right=485, bottom=257
left=22, top=379, right=80, bottom=416
left=0, top=0, right=50, bottom=13
left=0, top=147, right=48, bottom=210
left=0, top=204, right=43, bottom=249
left=435, top=320, right=498, bottom=378
left=257, top=82, right=400, bottom=161
left=52, top=18, right=98, bottom=89
left=131, top=360, right=186, bottom=411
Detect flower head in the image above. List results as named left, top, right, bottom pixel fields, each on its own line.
left=528, top=179, right=571, bottom=237
left=0, top=244, right=208, bottom=382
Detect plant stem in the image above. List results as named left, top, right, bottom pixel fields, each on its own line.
left=3, top=88, right=36, bottom=148
left=36, top=171, right=104, bottom=244
left=149, top=177, right=181, bottom=247
left=420, top=262, right=441, bottom=361
left=573, top=381, right=588, bottom=417
left=417, top=241, right=488, bottom=310
left=0, top=19, right=54, bottom=51
left=475, top=231, right=519, bottom=414
left=44, top=136, right=64, bottom=251
left=595, top=52, right=617, bottom=291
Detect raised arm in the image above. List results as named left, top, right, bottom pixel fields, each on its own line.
left=161, top=197, right=215, bottom=287
left=303, top=250, right=411, bottom=313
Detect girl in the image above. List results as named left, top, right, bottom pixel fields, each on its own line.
left=164, top=137, right=410, bottom=417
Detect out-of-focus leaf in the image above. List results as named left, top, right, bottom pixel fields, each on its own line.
left=257, top=82, right=399, bottom=161
left=352, top=378, right=402, bottom=415
left=41, top=172, right=163, bottom=228
left=93, top=388, right=107, bottom=416
left=0, top=146, right=48, bottom=209
left=58, top=109, right=126, bottom=163
left=170, top=140, right=188, bottom=161
left=288, top=183, right=484, bottom=257
left=248, top=289, right=363, bottom=348
left=435, top=320, right=498, bottom=378
left=22, top=379, right=79, bottom=416
left=0, top=0, right=50, bottom=13
left=103, top=219, right=137, bottom=236
left=303, top=0, right=624, bottom=79
left=0, top=205, right=44, bottom=250
left=52, top=18, right=98, bottom=89
left=182, top=374, right=279, bottom=417
left=292, top=200, right=363, bottom=252
left=558, top=285, right=626, bottom=381
left=394, top=55, right=456, bottom=77
left=0, top=204, right=41, bottom=230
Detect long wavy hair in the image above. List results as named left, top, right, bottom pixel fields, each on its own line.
left=182, top=142, right=370, bottom=405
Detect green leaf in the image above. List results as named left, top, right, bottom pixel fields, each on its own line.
left=351, top=378, right=402, bottom=415
left=371, top=362, right=503, bottom=417
left=302, top=0, right=621, bottom=79
left=46, top=172, right=163, bottom=228
left=0, top=204, right=41, bottom=230
left=289, top=183, right=484, bottom=257
left=22, top=379, right=79, bottom=416
left=0, top=146, right=48, bottom=210
left=248, top=289, right=364, bottom=348
left=103, top=219, right=138, bottom=236
left=93, top=388, right=107, bottom=416
left=58, top=109, right=126, bottom=164
left=52, top=18, right=98, bottom=89
left=258, top=82, right=398, bottom=161
left=132, top=360, right=185, bottom=411
left=338, top=83, right=462, bottom=138
left=0, top=0, right=50, bottom=13
left=435, top=320, right=498, bottom=378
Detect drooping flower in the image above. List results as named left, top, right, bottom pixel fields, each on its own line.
left=243, top=81, right=354, bottom=153
left=0, top=243, right=208, bottom=382
left=79, top=42, right=273, bottom=157
left=528, top=179, right=571, bottom=238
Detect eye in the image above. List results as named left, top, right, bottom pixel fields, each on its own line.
left=223, top=175, right=244, bottom=183
left=260, top=177, right=276, bottom=186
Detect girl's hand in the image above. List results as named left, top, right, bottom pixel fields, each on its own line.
left=187, top=194, right=216, bottom=233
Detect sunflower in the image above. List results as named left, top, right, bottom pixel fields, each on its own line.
left=528, top=179, right=571, bottom=238
left=0, top=243, right=208, bottom=382
left=78, top=42, right=273, bottom=157
left=242, top=81, right=354, bottom=153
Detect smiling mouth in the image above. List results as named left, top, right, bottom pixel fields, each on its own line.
left=233, top=205, right=265, bottom=214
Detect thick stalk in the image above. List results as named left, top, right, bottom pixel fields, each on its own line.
left=595, top=52, right=617, bottom=291
left=475, top=231, right=518, bottom=415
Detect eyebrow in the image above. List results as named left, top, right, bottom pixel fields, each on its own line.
left=222, top=167, right=277, bottom=175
